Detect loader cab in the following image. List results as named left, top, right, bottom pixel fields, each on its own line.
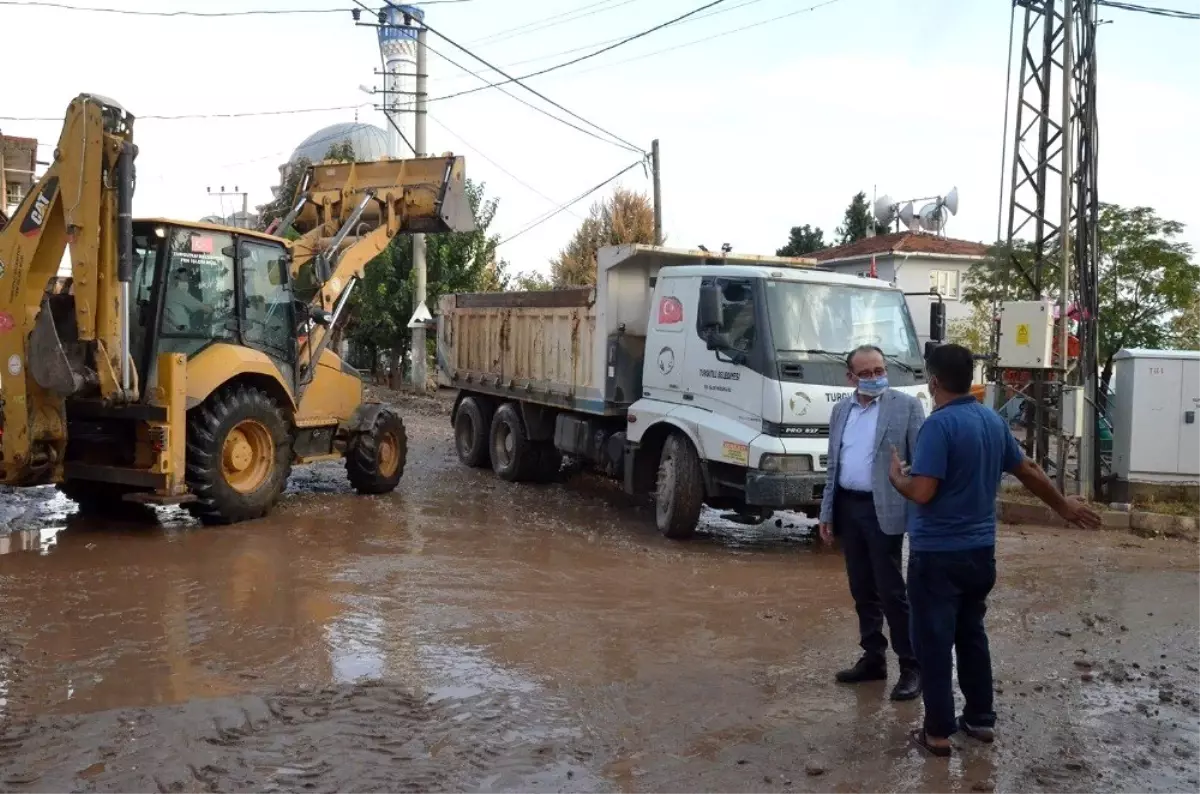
left=130, top=220, right=297, bottom=389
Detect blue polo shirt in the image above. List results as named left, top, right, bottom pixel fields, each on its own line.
left=907, top=395, right=1025, bottom=551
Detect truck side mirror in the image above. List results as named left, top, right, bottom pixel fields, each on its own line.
left=929, top=301, right=947, bottom=342
left=698, top=284, right=721, bottom=331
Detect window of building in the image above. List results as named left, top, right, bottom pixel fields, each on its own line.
left=5, top=183, right=23, bottom=208
left=929, top=269, right=962, bottom=300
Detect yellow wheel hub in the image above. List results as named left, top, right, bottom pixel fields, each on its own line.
left=378, top=431, right=400, bottom=478
left=221, top=419, right=273, bottom=494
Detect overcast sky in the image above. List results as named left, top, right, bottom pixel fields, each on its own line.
left=3, top=0, right=1197, bottom=278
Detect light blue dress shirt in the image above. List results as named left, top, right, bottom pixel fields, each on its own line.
left=837, top=397, right=880, bottom=492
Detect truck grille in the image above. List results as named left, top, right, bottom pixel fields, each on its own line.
left=818, top=454, right=828, bottom=468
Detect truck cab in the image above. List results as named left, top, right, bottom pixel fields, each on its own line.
left=617, top=246, right=931, bottom=526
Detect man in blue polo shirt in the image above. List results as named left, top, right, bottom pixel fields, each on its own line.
left=888, top=344, right=1101, bottom=757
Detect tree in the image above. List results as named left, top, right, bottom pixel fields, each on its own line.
left=257, top=156, right=310, bottom=234
left=551, top=187, right=655, bottom=287
left=963, top=203, right=1198, bottom=391
left=835, top=191, right=890, bottom=245
left=776, top=224, right=827, bottom=257
left=510, top=271, right=553, bottom=291
left=323, top=140, right=356, bottom=163
left=1170, top=295, right=1199, bottom=349
left=347, top=179, right=506, bottom=387
left=947, top=302, right=994, bottom=354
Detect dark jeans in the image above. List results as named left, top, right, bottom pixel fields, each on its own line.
left=907, top=546, right=998, bottom=738
left=834, top=489, right=916, bottom=669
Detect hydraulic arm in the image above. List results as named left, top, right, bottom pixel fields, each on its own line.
left=0, top=94, right=136, bottom=483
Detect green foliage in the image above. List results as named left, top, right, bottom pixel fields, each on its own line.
left=963, top=203, right=1198, bottom=382
left=776, top=224, right=827, bottom=257
left=323, top=140, right=356, bottom=162
left=509, top=271, right=553, bottom=291
left=257, top=156, right=310, bottom=232
left=947, top=302, right=994, bottom=354
left=836, top=191, right=890, bottom=244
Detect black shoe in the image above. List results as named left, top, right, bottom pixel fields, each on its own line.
left=891, top=667, right=922, bottom=701
left=835, top=657, right=887, bottom=684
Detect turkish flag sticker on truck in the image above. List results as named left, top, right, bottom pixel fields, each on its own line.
left=658, top=296, right=683, bottom=325
left=191, top=235, right=214, bottom=254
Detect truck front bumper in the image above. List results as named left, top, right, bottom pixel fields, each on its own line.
left=744, top=471, right=826, bottom=508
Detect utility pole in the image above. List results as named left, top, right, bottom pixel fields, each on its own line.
left=207, top=185, right=250, bottom=228
left=410, top=23, right=429, bottom=391
left=651, top=139, right=663, bottom=246
left=999, top=0, right=1101, bottom=498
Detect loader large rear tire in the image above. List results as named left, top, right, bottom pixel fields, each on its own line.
left=184, top=384, right=292, bottom=525
left=346, top=408, right=407, bottom=495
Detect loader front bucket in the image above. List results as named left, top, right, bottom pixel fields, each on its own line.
left=292, top=155, right=475, bottom=236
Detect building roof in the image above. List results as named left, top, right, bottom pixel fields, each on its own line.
left=807, top=232, right=991, bottom=264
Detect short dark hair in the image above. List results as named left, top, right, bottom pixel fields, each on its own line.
left=846, top=344, right=884, bottom=371
left=926, top=343, right=974, bottom=394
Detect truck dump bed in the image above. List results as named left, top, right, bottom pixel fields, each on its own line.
left=437, top=287, right=617, bottom=415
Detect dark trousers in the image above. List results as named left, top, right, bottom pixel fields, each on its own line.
left=907, top=547, right=997, bottom=738
left=834, top=489, right=916, bottom=669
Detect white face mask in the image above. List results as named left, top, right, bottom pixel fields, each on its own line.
left=856, top=375, right=889, bottom=397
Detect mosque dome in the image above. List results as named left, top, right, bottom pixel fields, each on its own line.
left=288, top=122, right=389, bottom=164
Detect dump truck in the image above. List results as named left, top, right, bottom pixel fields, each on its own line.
left=0, top=93, right=473, bottom=523
left=437, top=244, right=943, bottom=539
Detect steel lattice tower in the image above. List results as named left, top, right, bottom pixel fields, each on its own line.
left=1001, top=0, right=1102, bottom=497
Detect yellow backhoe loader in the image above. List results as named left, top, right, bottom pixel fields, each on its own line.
left=0, top=93, right=473, bottom=523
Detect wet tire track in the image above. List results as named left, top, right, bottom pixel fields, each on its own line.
left=0, top=680, right=597, bottom=793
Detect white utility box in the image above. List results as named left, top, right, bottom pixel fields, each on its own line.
left=1111, top=349, right=1200, bottom=487
left=997, top=299, right=1056, bottom=369
left=1060, top=385, right=1085, bottom=438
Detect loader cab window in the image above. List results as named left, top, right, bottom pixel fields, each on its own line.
left=129, top=223, right=163, bottom=366
left=160, top=228, right=236, bottom=353
left=239, top=240, right=294, bottom=358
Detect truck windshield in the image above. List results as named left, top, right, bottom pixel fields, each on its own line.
left=764, top=280, right=921, bottom=364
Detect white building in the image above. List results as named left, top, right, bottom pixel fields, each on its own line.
left=807, top=231, right=991, bottom=346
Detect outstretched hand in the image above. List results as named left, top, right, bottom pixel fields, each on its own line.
left=889, top=445, right=909, bottom=481
left=1057, top=495, right=1103, bottom=529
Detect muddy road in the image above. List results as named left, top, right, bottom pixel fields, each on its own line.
left=0, top=392, right=1197, bottom=793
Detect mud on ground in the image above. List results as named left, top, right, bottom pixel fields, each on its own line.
left=0, top=388, right=1196, bottom=792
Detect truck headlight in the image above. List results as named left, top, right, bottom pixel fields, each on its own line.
left=758, top=454, right=813, bottom=473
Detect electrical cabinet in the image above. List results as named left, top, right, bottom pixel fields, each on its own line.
left=997, top=299, right=1056, bottom=369
left=1111, top=349, right=1200, bottom=484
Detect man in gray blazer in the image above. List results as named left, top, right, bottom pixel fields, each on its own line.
left=819, top=344, right=925, bottom=701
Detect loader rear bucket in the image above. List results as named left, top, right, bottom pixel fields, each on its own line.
left=291, top=155, right=475, bottom=236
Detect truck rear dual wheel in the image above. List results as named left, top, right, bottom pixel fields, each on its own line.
left=454, top=396, right=493, bottom=468
left=184, top=384, right=292, bottom=525
left=489, top=402, right=561, bottom=483
left=346, top=409, right=407, bottom=495
left=655, top=433, right=704, bottom=540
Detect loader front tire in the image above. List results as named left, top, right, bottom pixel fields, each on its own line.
left=654, top=433, right=704, bottom=540
left=346, top=408, right=408, bottom=495
left=184, top=384, right=291, bottom=525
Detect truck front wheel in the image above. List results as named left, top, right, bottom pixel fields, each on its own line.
left=655, top=433, right=704, bottom=539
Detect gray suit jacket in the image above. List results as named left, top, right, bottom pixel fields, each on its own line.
left=819, top=389, right=925, bottom=535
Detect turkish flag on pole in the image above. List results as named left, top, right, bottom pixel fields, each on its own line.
left=869, top=254, right=877, bottom=279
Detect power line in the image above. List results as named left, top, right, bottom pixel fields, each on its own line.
left=427, top=114, right=585, bottom=220
left=0, top=0, right=472, bottom=14
left=428, top=0, right=732, bottom=104
left=561, top=0, right=848, bottom=78
left=419, top=37, right=644, bottom=155
left=401, top=5, right=646, bottom=154
left=440, top=0, right=769, bottom=84
left=467, top=0, right=635, bottom=47
left=498, top=159, right=643, bottom=246
left=0, top=103, right=371, bottom=123
left=1095, top=0, right=1199, bottom=20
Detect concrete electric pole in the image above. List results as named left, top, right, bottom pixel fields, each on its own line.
left=409, top=23, right=429, bottom=391
left=206, top=185, right=250, bottom=228
left=651, top=139, right=663, bottom=246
